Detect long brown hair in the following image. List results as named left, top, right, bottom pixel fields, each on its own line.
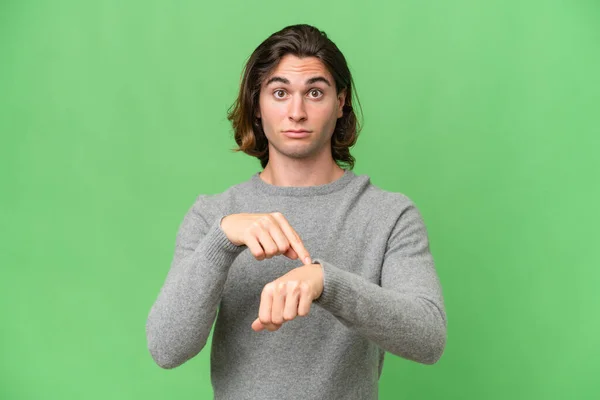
left=227, top=24, right=363, bottom=169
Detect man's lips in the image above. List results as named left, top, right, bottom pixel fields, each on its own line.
left=282, top=129, right=311, bottom=138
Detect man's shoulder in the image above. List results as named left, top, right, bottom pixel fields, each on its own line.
left=196, top=181, right=250, bottom=200
left=359, top=179, right=428, bottom=232
left=360, top=176, right=416, bottom=211
left=188, top=173, right=257, bottom=209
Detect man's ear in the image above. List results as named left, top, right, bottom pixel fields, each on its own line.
left=337, top=89, right=347, bottom=118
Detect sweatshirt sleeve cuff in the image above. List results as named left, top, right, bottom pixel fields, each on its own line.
left=193, top=216, right=246, bottom=268
left=312, top=258, right=358, bottom=315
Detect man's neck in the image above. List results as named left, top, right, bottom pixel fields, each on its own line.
left=259, top=159, right=345, bottom=187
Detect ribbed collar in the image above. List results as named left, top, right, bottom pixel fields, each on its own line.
left=249, top=169, right=356, bottom=197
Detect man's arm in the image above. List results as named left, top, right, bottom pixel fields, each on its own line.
left=313, top=202, right=446, bottom=365
left=145, top=195, right=245, bottom=369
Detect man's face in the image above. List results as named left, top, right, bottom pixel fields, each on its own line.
left=257, top=54, right=346, bottom=163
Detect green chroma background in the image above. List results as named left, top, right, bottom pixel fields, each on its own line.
left=1, top=0, right=599, bottom=399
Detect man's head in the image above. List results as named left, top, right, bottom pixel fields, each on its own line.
left=227, top=24, right=361, bottom=169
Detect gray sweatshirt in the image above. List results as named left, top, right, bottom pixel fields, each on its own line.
left=146, top=169, right=447, bottom=399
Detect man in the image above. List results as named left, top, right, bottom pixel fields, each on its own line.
left=146, top=24, right=446, bottom=399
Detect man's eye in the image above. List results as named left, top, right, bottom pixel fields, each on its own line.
left=274, top=90, right=286, bottom=98
left=309, top=89, right=323, bottom=98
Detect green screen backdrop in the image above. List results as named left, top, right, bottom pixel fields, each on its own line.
left=1, top=0, right=599, bottom=399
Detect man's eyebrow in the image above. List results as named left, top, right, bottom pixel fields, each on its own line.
left=265, top=76, right=332, bottom=87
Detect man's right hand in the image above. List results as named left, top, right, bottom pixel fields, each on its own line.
left=220, top=212, right=312, bottom=265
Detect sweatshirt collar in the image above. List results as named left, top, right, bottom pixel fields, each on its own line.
left=250, top=169, right=356, bottom=197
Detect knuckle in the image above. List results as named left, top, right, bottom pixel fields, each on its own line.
left=249, top=221, right=262, bottom=233
left=251, top=220, right=261, bottom=228
left=251, top=250, right=264, bottom=259
left=277, top=281, right=287, bottom=292
left=267, top=244, right=279, bottom=255
left=263, top=282, right=275, bottom=294
left=299, top=282, right=310, bottom=293
left=298, top=308, right=309, bottom=317
left=257, top=216, right=272, bottom=228
left=283, top=311, right=294, bottom=321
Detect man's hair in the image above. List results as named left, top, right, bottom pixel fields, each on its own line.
left=227, top=24, right=362, bottom=170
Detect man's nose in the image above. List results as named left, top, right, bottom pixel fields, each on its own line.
left=288, top=95, right=307, bottom=121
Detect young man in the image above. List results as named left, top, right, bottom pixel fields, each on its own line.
left=146, top=24, right=446, bottom=399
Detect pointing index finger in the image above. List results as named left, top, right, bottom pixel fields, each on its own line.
left=271, top=213, right=312, bottom=265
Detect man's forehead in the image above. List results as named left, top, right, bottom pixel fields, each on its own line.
left=274, top=55, right=326, bottom=71
left=263, top=56, right=332, bottom=87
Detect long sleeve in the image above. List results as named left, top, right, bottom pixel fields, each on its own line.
left=146, top=195, right=245, bottom=369
left=313, top=202, right=446, bottom=365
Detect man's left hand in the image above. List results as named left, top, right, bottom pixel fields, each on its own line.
left=251, top=264, right=324, bottom=332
